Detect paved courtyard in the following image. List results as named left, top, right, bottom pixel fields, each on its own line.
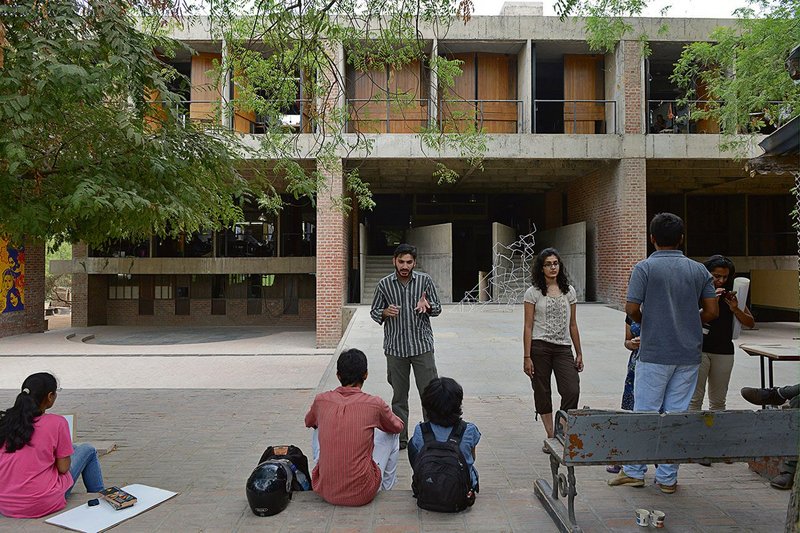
left=0, top=304, right=796, bottom=532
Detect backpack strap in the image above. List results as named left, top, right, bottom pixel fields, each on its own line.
left=421, top=422, right=436, bottom=444
left=447, top=420, right=468, bottom=445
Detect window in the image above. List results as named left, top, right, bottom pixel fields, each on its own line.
left=108, top=275, right=139, bottom=300
left=155, top=275, right=174, bottom=299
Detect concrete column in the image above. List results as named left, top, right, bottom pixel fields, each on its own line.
left=430, top=38, right=438, bottom=128
left=315, top=158, right=347, bottom=348
left=221, top=37, right=231, bottom=129
left=518, top=39, right=532, bottom=133
left=566, top=158, right=646, bottom=307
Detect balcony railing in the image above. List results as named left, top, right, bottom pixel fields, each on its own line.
left=438, top=99, right=524, bottom=134
left=346, top=98, right=431, bottom=134
left=533, top=99, right=617, bottom=134
left=647, top=99, right=791, bottom=134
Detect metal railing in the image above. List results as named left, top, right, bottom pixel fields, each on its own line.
left=533, top=99, right=617, bottom=134
left=647, top=99, right=791, bottom=134
left=345, top=98, right=431, bottom=134
left=438, top=99, right=524, bottom=134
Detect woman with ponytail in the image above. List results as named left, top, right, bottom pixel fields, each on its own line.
left=0, top=373, right=105, bottom=518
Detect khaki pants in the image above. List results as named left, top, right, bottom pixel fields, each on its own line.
left=689, top=352, right=734, bottom=411
left=386, top=351, right=438, bottom=444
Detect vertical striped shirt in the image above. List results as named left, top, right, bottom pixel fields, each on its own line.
left=369, top=270, right=442, bottom=357
left=304, top=387, right=404, bottom=506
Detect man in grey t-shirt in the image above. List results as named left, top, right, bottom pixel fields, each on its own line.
left=608, top=212, right=718, bottom=493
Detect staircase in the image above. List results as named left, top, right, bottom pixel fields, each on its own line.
left=361, top=255, right=428, bottom=304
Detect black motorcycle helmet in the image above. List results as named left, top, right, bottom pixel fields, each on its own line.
left=246, top=459, right=293, bottom=516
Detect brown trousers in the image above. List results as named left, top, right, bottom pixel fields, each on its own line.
left=529, top=339, right=580, bottom=414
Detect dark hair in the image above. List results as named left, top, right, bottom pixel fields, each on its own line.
left=393, top=244, right=417, bottom=259
left=532, top=248, right=570, bottom=296
left=704, top=255, right=736, bottom=288
left=421, top=377, right=463, bottom=427
left=649, top=212, right=684, bottom=247
left=0, top=372, right=58, bottom=453
left=337, top=348, right=368, bottom=386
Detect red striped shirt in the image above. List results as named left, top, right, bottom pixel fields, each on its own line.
left=304, top=386, right=404, bottom=506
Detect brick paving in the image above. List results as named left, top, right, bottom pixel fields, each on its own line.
left=0, top=305, right=795, bottom=532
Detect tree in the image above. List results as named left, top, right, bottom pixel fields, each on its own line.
left=553, top=0, right=800, bottom=136
left=0, top=0, right=478, bottom=249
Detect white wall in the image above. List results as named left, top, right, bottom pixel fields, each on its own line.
left=535, top=221, right=587, bottom=301
left=406, top=223, right=453, bottom=303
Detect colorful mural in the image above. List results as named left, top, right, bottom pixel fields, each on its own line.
left=0, top=237, right=25, bottom=313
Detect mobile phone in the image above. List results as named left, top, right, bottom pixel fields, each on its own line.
left=88, top=498, right=100, bottom=507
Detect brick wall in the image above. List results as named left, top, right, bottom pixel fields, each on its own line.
left=0, top=241, right=46, bottom=338
left=567, top=159, right=647, bottom=308
left=104, top=297, right=314, bottom=326
left=315, top=159, right=347, bottom=348
left=71, top=243, right=89, bottom=327
left=621, top=40, right=644, bottom=135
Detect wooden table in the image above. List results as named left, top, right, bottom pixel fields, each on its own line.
left=740, top=344, right=800, bottom=406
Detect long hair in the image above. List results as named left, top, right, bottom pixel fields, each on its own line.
left=0, top=373, right=58, bottom=453
left=532, top=248, right=570, bottom=296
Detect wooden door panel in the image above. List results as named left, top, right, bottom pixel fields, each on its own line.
left=563, top=54, right=604, bottom=133
left=190, top=53, right=221, bottom=124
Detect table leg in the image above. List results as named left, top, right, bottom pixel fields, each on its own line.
left=768, top=359, right=774, bottom=389
left=759, top=356, right=766, bottom=409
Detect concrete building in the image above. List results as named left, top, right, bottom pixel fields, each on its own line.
left=41, top=4, right=797, bottom=347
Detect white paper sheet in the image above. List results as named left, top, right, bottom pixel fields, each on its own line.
left=45, top=484, right=177, bottom=533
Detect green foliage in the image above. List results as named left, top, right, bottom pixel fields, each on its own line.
left=671, top=0, right=800, bottom=139
left=0, top=0, right=481, bottom=249
left=0, top=0, right=246, bottom=248
left=553, top=0, right=653, bottom=54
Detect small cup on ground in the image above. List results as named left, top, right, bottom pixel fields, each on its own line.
left=650, top=510, right=665, bottom=528
left=635, top=508, right=650, bottom=527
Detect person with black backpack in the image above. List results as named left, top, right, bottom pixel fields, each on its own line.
left=407, top=377, right=480, bottom=512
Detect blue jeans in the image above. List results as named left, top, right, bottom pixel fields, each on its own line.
left=622, top=361, right=699, bottom=486
left=66, top=444, right=104, bottom=496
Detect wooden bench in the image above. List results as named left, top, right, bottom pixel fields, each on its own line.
left=535, top=408, right=800, bottom=533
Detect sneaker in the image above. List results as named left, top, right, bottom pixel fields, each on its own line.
left=606, top=465, right=621, bottom=474
left=698, top=461, right=712, bottom=467
left=741, top=387, right=786, bottom=406
left=770, top=472, right=794, bottom=490
left=656, top=481, right=677, bottom=494
left=399, top=441, right=408, bottom=450
left=607, top=472, right=644, bottom=487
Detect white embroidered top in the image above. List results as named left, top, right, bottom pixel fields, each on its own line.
left=523, top=285, right=577, bottom=346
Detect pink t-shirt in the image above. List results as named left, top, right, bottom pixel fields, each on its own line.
left=0, top=413, right=74, bottom=518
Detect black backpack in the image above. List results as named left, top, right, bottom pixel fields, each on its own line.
left=259, top=445, right=312, bottom=492
left=411, top=421, right=475, bottom=512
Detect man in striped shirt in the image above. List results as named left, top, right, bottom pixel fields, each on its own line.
left=305, top=348, right=404, bottom=506
left=370, top=244, right=442, bottom=449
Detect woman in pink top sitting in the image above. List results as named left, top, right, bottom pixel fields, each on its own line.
left=0, top=372, right=105, bottom=518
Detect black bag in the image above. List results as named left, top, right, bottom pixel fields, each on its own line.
left=411, top=421, right=475, bottom=512
left=259, top=445, right=312, bottom=491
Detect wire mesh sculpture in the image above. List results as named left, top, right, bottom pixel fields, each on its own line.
left=458, top=227, right=536, bottom=311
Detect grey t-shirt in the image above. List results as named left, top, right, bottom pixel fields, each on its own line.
left=627, top=250, right=715, bottom=365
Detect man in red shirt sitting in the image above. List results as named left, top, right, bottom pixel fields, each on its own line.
left=305, top=348, right=404, bottom=506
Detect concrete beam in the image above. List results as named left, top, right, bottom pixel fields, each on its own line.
left=50, top=257, right=316, bottom=275
left=647, top=134, right=765, bottom=159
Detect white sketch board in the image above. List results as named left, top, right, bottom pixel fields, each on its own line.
left=56, top=414, right=75, bottom=442
left=732, top=277, right=750, bottom=340
left=45, top=484, right=178, bottom=533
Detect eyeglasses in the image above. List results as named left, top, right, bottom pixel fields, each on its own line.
left=544, top=261, right=560, bottom=269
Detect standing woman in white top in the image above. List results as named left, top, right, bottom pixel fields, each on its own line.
left=522, top=248, right=584, bottom=443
